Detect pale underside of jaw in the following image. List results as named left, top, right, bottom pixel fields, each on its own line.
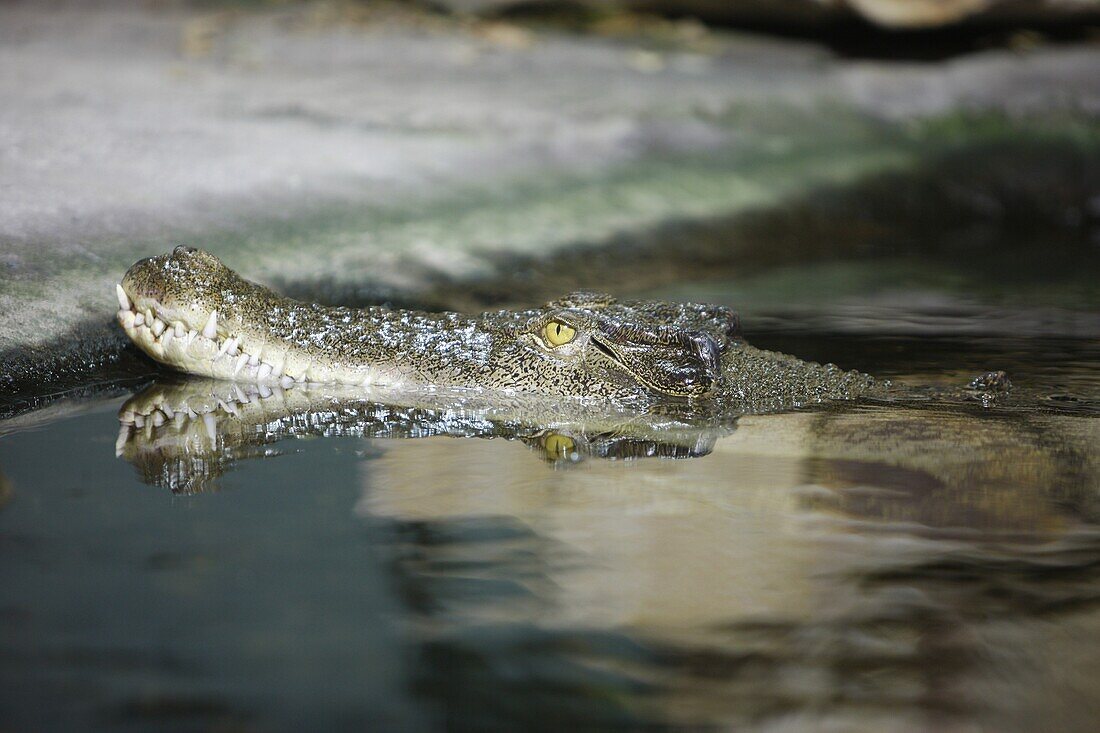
left=114, top=283, right=404, bottom=389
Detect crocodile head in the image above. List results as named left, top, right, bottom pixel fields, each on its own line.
left=117, top=247, right=741, bottom=400
left=499, top=291, right=739, bottom=399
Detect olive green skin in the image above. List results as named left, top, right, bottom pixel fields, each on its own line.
left=117, top=246, right=878, bottom=406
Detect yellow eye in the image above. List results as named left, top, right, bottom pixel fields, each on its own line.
left=543, top=433, right=576, bottom=460
left=542, top=320, right=576, bottom=347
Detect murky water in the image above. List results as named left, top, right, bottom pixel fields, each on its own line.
left=2, top=273, right=1099, bottom=731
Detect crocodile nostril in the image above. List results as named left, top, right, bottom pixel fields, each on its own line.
left=173, top=245, right=198, bottom=255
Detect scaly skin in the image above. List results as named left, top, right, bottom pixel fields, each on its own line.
left=116, top=246, right=881, bottom=408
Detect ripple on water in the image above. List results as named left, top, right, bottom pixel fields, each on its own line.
left=1, top=312, right=1098, bottom=731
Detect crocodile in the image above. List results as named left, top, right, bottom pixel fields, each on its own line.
left=117, top=246, right=882, bottom=410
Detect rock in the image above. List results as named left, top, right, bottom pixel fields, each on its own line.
left=0, top=1, right=1098, bottom=416
left=442, top=0, right=1100, bottom=29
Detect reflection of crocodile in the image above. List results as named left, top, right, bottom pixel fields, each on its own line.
left=116, top=379, right=723, bottom=493
left=116, top=247, right=882, bottom=410
left=110, top=374, right=1100, bottom=728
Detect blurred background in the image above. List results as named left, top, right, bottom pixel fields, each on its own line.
left=2, top=3, right=1100, bottom=732
left=1, top=0, right=1098, bottom=411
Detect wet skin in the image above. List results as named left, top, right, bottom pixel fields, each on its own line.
left=116, top=246, right=880, bottom=409
left=111, top=247, right=1015, bottom=494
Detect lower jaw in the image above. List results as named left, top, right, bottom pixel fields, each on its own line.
left=116, top=306, right=443, bottom=390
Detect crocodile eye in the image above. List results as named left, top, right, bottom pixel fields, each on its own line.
left=543, top=433, right=576, bottom=460
left=542, top=320, right=576, bottom=347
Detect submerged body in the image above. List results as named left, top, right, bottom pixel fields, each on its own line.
left=118, top=246, right=878, bottom=408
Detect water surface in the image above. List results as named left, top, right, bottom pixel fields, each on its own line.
left=2, top=275, right=1099, bottom=732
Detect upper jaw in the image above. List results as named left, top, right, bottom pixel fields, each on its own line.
left=117, top=284, right=202, bottom=339
left=114, top=282, right=305, bottom=388
left=115, top=281, right=226, bottom=368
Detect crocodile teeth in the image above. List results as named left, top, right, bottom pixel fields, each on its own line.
left=280, top=375, right=294, bottom=388
left=151, top=410, right=165, bottom=427
left=173, top=321, right=186, bottom=338
left=151, top=318, right=165, bottom=337
left=116, top=284, right=131, bottom=311
left=118, top=310, right=135, bottom=329
left=203, top=413, right=217, bottom=441
left=248, top=353, right=260, bottom=366
left=133, top=312, right=145, bottom=327
left=233, top=353, right=249, bottom=376
left=257, top=363, right=273, bottom=380
left=216, top=337, right=237, bottom=359
left=115, top=424, right=131, bottom=457
left=185, top=330, right=197, bottom=348
left=258, top=385, right=272, bottom=399
left=160, top=328, right=174, bottom=351
left=202, top=311, right=218, bottom=340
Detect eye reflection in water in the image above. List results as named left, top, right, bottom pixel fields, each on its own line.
left=112, top=377, right=1100, bottom=732
left=114, top=378, right=723, bottom=493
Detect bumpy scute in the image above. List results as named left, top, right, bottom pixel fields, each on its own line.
left=117, top=247, right=753, bottom=400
